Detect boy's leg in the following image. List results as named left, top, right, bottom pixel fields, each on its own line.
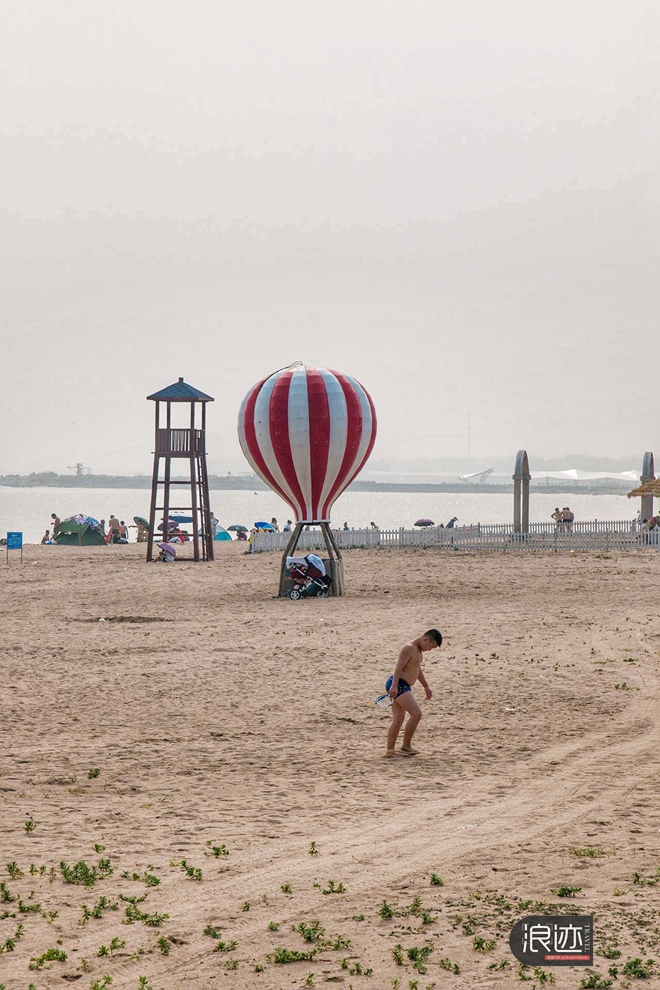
left=386, top=700, right=406, bottom=755
left=397, top=692, right=423, bottom=754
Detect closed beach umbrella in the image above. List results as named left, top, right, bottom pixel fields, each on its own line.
left=238, top=362, right=377, bottom=523
left=414, top=518, right=435, bottom=527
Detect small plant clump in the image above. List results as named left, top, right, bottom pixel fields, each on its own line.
left=380, top=900, right=395, bottom=919
left=438, top=957, right=460, bottom=974
left=206, top=841, right=229, bottom=857
left=407, top=943, right=434, bottom=974
left=88, top=768, right=101, bottom=778
left=473, top=935, right=496, bottom=953
left=0, top=883, right=15, bottom=903
left=175, top=859, right=203, bottom=881
left=90, top=977, right=113, bottom=990
left=25, top=818, right=36, bottom=834
left=270, top=946, right=317, bottom=964
left=309, top=842, right=319, bottom=856
left=6, top=863, right=23, bottom=880
left=213, top=939, right=238, bottom=953
left=281, top=883, right=292, bottom=893
left=157, top=935, right=171, bottom=955
left=60, top=858, right=113, bottom=888
left=580, top=973, right=612, bottom=989
left=322, top=879, right=345, bottom=894
left=203, top=923, right=221, bottom=938
left=550, top=885, right=582, bottom=898
left=123, top=903, right=169, bottom=927
left=621, top=957, right=655, bottom=978
left=429, top=873, right=444, bottom=886
left=297, top=921, right=325, bottom=943
left=28, top=946, right=67, bottom=969
left=340, top=958, right=373, bottom=975
left=268, top=921, right=279, bottom=931
left=80, top=896, right=119, bottom=924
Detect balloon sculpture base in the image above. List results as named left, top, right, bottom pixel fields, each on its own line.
left=278, top=522, right=345, bottom=597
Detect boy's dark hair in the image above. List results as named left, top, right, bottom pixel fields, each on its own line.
left=424, top=628, right=443, bottom=646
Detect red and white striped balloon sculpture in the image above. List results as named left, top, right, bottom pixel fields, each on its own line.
left=238, top=363, right=377, bottom=523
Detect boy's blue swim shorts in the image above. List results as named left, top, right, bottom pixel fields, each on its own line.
left=385, top=675, right=411, bottom=697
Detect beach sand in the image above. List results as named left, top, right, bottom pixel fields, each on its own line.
left=1, top=542, right=660, bottom=988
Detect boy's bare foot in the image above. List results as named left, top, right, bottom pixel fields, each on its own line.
left=400, top=746, right=419, bottom=756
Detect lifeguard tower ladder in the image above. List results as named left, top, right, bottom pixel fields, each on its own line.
left=146, top=378, right=214, bottom=562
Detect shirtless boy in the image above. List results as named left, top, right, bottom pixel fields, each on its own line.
left=385, top=629, right=442, bottom=757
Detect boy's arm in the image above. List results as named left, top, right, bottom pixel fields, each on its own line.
left=417, top=670, right=433, bottom=700
left=388, top=647, right=411, bottom=696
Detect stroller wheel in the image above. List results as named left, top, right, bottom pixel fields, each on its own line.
left=289, top=589, right=302, bottom=600
left=316, top=588, right=329, bottom=598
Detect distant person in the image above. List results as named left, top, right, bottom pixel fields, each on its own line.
left=283, top=520, right=292, bottom=532
left=119, top=520, right=129, bottom=542
left=343, top=521, right=349, bottom=531
left=99, top=519, right=107, bottom=535
left=50, top=513, right=61, bottom=530
left=210, top=514, right=219, bottom=538
left=562, top=507, right=574, bottom=532
left=108, top=515, right=121, bottom=543
left=271, top=517, right=279, bottom=532
left=551, top=507, right=562, bottom=523
left=446, top=517, right=458, bottom=529
left=41, top=529, right=50, bottom=544
left=370, top=521, right=378, bottom=529
left=133, top=517, right=149, bottom=542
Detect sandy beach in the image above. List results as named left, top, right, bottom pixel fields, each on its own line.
left=2, top=542, right=660, bottom=989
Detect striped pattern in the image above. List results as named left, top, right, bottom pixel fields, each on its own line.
left=238, top=363, right=377, bottom=523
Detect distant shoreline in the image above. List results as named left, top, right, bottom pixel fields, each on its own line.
left=0, top=473, right=633, bottom=496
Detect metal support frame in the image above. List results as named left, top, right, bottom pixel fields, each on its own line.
left=278, top=522, right=345, bottom=597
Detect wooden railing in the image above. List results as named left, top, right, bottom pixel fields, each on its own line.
left=250, top=521, right=660, bottom=554
left=155, top=429, right=205, bottom=455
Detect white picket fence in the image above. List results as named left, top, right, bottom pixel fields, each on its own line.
left=251, top=521, right=660, bottom=554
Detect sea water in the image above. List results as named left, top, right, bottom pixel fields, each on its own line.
left=0, top=486, right=638, bottom=544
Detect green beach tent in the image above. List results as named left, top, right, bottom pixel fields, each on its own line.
left=53, top=515, right=107, bottom=546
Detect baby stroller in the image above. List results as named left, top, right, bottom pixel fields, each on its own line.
left=286, top=554, right=333, bottom=600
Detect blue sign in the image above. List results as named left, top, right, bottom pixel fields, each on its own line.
left=7, top=532, right=23, bottom=549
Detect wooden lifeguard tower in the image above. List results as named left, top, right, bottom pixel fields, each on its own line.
left=146, top=378, right=214, bottom=562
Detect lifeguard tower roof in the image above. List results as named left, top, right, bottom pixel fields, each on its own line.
left=147, top=377, right=214, bottom=402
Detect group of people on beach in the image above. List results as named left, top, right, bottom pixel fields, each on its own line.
left=551, top=506, right=575, bottom=531
left=43, top=512, right=130, bottom=544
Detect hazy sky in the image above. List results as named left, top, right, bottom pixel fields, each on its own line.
left=1, top=0, right=657, bottom=475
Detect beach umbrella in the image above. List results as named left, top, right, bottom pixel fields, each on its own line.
left=238, top=362, right=377, bottom=523
left=133, top=516, right=149, bottom=529
left=414, top=518, right=435, bottom=527
left=156, top=542, right=177, bottom=556
left=227, top=524, right=248, bottom=532
left=170, top=515, right=194, bottom=524
left=254, top=521, right=275, bottom=531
